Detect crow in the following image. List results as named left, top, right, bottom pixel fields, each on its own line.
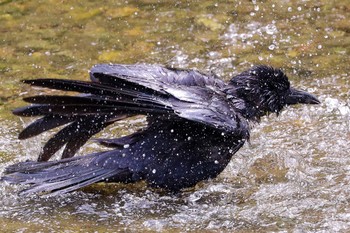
left=1, top=64, right=320, bottom=195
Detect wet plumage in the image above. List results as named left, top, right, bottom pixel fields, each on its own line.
left=1, top=64, right=320, bottom=195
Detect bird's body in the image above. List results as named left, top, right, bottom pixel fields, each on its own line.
left=1, top=64, right=319, bottom=195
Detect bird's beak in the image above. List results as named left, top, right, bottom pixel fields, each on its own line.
left=286, top=87, right=320, bottom=105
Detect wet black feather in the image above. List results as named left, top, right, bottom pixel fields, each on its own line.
left=1, top=64, right=319, bottom=195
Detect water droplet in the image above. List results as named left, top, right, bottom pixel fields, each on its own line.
left=265, top=24, right=277, bottom=35
left=268, top=44, right=276, bottom=50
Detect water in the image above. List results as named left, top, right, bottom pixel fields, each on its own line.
left=0, top=0, right=349, bottom=232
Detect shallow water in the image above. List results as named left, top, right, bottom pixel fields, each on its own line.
left=0, top=0, right=349, bottom=232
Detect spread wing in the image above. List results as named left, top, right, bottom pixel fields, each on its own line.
left=90, top=64, right=247, bottom=132
left=14, top=64, right=249, bottom=161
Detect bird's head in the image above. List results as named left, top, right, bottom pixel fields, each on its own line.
left=228, top=65, right=320, bottom=121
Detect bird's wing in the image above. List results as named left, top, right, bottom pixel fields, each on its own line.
left=90, top=64, right=249, bottom=134
left=89, top=63, right=225, bottom=90
left=14, top=64, right=248, bottom=161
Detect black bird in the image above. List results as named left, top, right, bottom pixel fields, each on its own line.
left=1, top=64, right=319, bottom=195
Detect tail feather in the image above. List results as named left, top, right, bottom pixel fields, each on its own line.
left=2, top=153, right=131, bottom=196
left=18, top=168, right=112, bottom=195
left=4, top=158, right=73, bottom=174
left=22, top=169, right=123, bottom=196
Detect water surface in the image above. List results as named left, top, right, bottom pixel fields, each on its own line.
left=0, top=0, right=349, bottom=232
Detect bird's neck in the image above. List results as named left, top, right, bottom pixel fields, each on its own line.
left=240, top=104, right=266, bottom=122
left=224, top=86, right=266, bottom=123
